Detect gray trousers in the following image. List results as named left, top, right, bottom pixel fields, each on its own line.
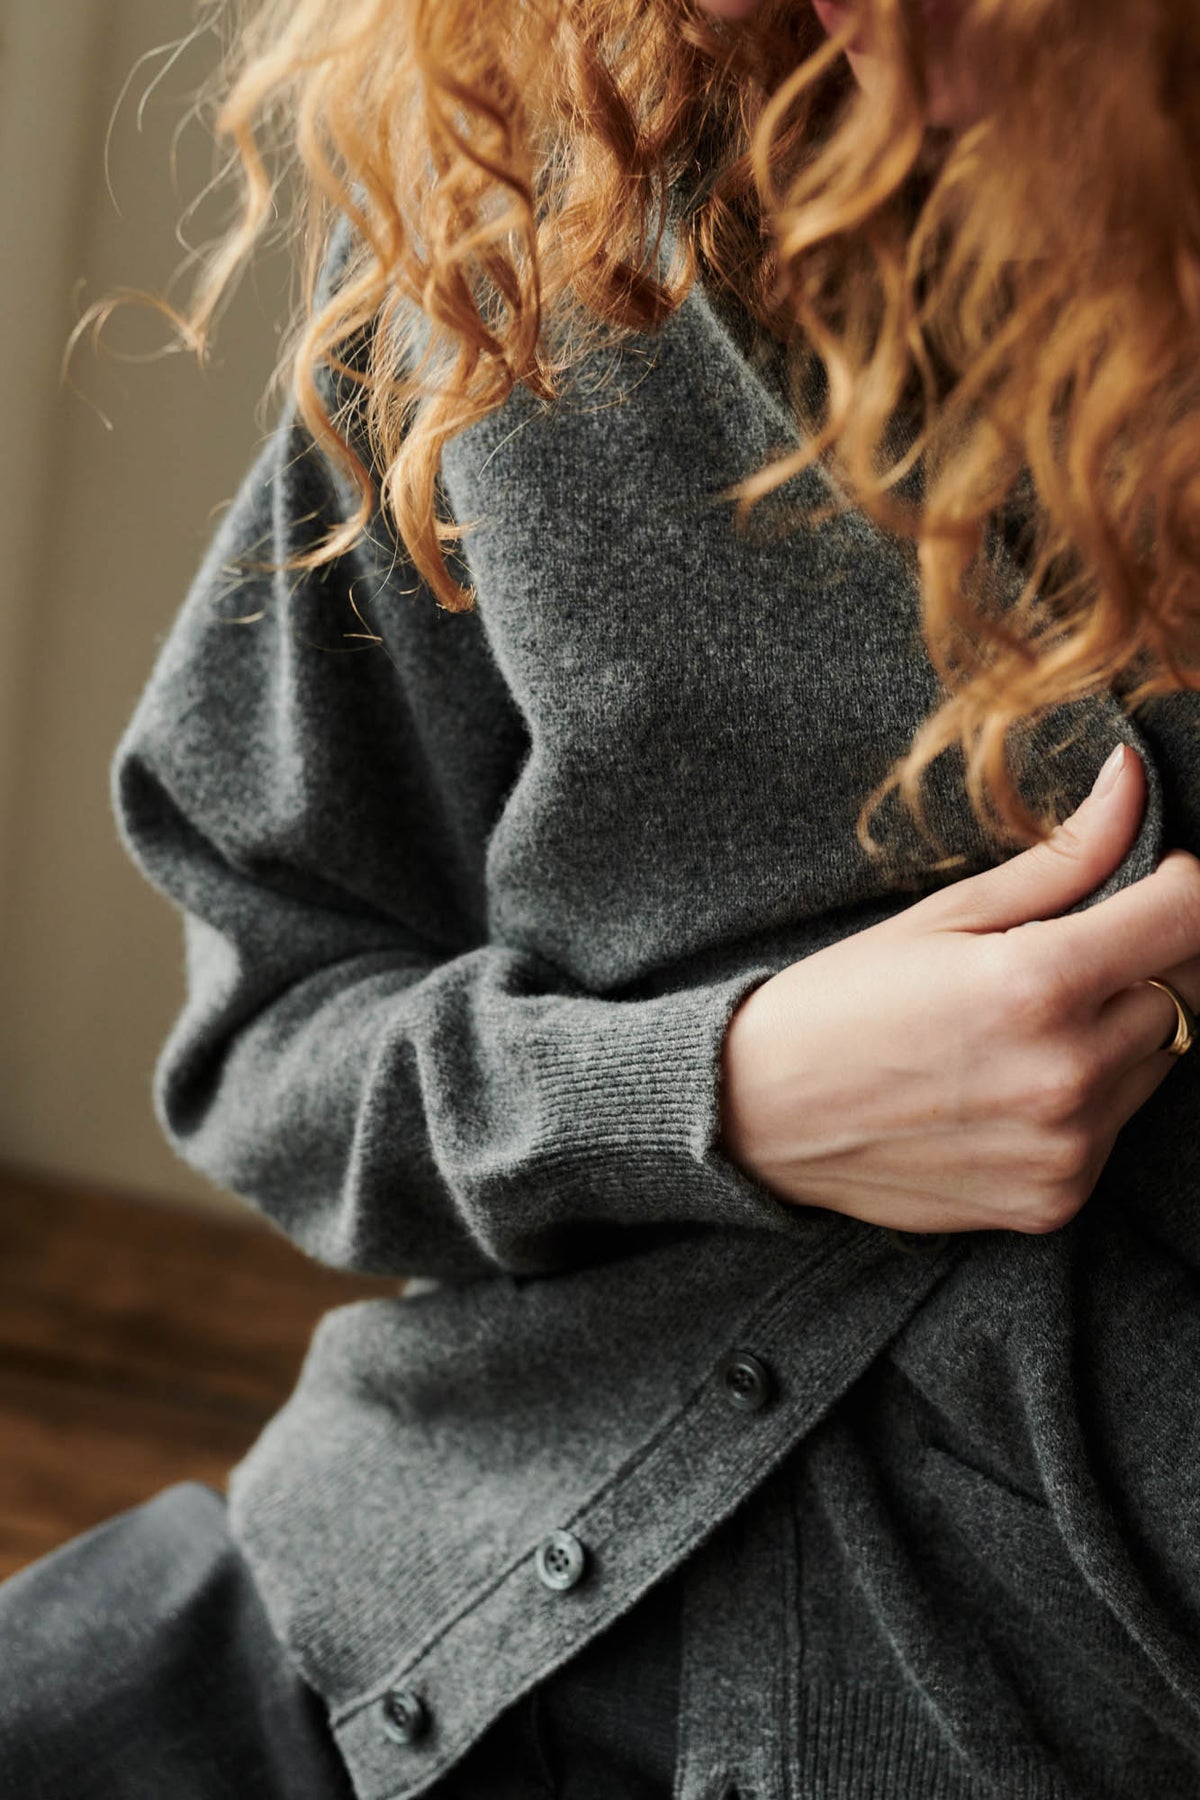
left=0, top=1482, right=681, bottom=1800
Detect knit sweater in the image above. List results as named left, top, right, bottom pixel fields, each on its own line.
left=112, top=206, right=1200, bottom=1800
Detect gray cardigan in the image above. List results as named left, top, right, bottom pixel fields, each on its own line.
left=112, top=209, right=1200, bottom=1799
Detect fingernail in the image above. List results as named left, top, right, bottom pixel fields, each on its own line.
left=1092, top=742, right=1126, bottom=798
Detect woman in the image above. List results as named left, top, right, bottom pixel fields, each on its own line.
left=4, top=0, right=1200, bottom=1795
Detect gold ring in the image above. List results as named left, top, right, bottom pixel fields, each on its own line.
left=1142, top=977, right=1197, bottom=1057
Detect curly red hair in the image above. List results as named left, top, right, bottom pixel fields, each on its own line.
left=71, top=0, right=1200, bottom=862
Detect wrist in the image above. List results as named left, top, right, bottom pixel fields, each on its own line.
left=716, top=979, right=773, bottom=1183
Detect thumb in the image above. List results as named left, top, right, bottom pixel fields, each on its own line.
left=937, top=741, right=1147, bottom=934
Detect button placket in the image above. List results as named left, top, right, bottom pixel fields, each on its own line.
left=333, top=1236, right=958, bottom=1800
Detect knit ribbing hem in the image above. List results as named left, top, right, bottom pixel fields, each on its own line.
left=791, top=1682, right=1077, bottom=1800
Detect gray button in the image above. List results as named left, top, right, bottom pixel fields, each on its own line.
left=535, top=1528, right=588, bottom=1591
left=380, top=1687, right=429, bottom=1744
left=719, top=1350, right=773, bottom=1412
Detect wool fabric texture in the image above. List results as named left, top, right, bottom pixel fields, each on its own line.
left=111, top=208, right=1200, bottom=1800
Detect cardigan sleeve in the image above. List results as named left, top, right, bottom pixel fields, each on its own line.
left=112, top=395, right=809, bottom=1282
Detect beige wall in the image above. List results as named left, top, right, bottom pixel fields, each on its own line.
left=0, top=0, right=293, bottom=1215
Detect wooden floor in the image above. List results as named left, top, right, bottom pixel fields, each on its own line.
left=0, top=1166, right=401, bottom=1581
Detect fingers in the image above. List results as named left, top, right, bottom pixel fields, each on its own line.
left=1044, top=976, right=1194, bottom=1183
left=1042, top=849, right=1200, bottom=1004
left=928, top=742, right=1147, bottom=936
left=1105, top=1022, right=1187, bottom=1126
left=1097, top=958, right=1200, bottom=1065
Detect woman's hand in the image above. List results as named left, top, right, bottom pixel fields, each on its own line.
left=718, top=743, right=1200, bottom=1235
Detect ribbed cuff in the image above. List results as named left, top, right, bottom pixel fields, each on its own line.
left=524, top=965, right=812, bottom=1240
